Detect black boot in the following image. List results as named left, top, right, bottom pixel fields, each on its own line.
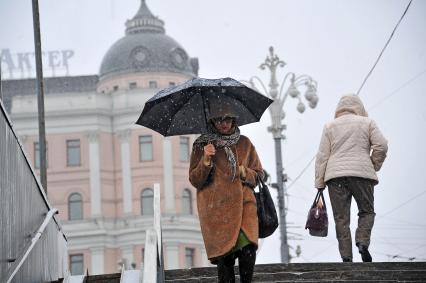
left=217, top=254, right=236, bottom=283
left=357, top=244, right=372, bottom=262
left=342, top=257, right=352, bottom=262
left=237, top=245, right=257, bottom=283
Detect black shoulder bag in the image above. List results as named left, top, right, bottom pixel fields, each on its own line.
left=255, top=175, right=279, bottom=238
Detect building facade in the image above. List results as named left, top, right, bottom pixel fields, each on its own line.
left=4, top=0, right=207, bottom=275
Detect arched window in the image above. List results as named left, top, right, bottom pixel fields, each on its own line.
left=141, top=188, right=154, bottom=215
left=182, top=189, right=193, bottom=215
left=68, top=193, right=83, bottom=220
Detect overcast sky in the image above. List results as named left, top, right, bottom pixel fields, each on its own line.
left=1, top=0, right=425, bottom=264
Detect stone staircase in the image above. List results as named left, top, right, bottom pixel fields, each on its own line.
left=52, top=262, right=426, bottom=282
left=165, top=262, right=426, bottom=282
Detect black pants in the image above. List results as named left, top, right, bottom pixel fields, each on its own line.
left=327, top=176, right=375, bottom=260
left=217, top=244, right=257, bottom=283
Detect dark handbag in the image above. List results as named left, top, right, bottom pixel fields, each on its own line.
left=255, top=175, right=279, bottom=238
left=305, top=190, right=328, bottom=237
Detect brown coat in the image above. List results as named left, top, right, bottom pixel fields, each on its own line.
left=189, top=135, right=263, bottom=260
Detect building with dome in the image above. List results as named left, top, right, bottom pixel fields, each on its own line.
left=2, top=0, right=207, bottom=275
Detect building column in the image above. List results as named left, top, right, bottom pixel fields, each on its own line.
left=162, top=137, right=175, bottom=214
left=118, top=129, right=133, bottom=215
left=90, top=247, right=105, bottom=275
left=121, top=245, right=135, bottom=269
left=165, top=243, right=180, bottom=269
left=201, top=247, right=209, bottom=267
left=87, top=131, right=101, bottom=217
left=19, top=134, right=28, bottom=147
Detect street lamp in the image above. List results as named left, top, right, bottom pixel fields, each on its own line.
left=245, top=46, right=319, bottom=263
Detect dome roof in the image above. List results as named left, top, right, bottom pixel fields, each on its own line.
left=99, top=0, right=198, bottom=80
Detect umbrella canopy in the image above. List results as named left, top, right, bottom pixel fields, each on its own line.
left=136, top=77, right=273, bottom=136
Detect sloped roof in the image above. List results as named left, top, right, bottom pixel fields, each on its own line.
left=1, top=75, right=99, bottom=113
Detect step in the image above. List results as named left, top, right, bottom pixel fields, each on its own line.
left=165, top=262, right=426, bottom=282
left=166, top=262, right=426, bottom=278
left=51, top=262, right=426, bottom=283
left=253, top=269, right=426, bottom=282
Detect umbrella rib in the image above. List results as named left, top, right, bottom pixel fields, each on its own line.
left=229, top=92, right=264, bottom=122
left=165, top=90, right=200, bottom=135
left=200, top=90, right=209, bottom=131
left=237, top=96, right=260, bottom=120
left=246, top=94, right=273, bottom=120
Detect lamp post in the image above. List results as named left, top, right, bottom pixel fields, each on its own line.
left=0, top=58, right=3, bottom=102
left=32, top=0, right=47, bottom=192
left=246, top=47, right=319, bottom=263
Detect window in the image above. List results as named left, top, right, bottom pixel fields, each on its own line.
left=139, top=135, right=153, bottom=161
left=34, top=142, right=40, bottom=168
left=129, top=82, right=137, bottom=89
left=67, top=139, right=81, bottom=166
left=149, top=81, right=157, bottom=89
left=141, top=188, right=154, bottom=215
left=182, top=189, right=193, bottom=215
left=68, top=193, right=83, bottom=220
left=34, top=141, right=48, bottom=169
left=169, top=82, right=176, bottom=87
left=141, top=248, right=145, bottom=264
left=113, top=85, right=119, bottom=91
left=185, top=248, right=195, bottom=268
left=180, top=137, right=190, bottom=162
left=70, top=254, right=84, bottom=275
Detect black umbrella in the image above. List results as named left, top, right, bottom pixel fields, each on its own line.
left=136, top=77, right=273, bottom=136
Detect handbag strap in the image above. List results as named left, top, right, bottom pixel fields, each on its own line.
left=255, top=173, right=269, bottom=195
left=312, top=190, right=321, bottom=207
left=256, top=174, right=264, bottom=186
left=312, top=190, right=327, bottom=209
left=317, top=191, right=327, bottom=209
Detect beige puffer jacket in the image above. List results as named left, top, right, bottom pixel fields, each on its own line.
left=315, top=95, right=388, bottom=188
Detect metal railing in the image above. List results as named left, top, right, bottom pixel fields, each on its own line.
left=0, top=100, right=67, bottom=282
left=6, top=208, right=59, bottom=283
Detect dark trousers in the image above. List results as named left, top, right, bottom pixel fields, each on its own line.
left=327, top=177, right=375, bottom=260
left=217, top=244, right=257, bottom=283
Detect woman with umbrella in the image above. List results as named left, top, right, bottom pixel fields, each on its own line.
left=189, top=103, right=264, bottom=283
left=137, top=77, right=272, bottom=282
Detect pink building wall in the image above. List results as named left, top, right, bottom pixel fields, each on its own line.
left=22, top=125, right=202, bottom=272
left=179, top=244, right=202, bottom=268
left=132, top=244, right=145, bottom=269
left=17, top=66, right=200, bottom=271
left=104, top=248, right=120, bottom=273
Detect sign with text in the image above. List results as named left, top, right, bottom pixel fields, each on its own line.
left=0, top=48, right=74, bottom=78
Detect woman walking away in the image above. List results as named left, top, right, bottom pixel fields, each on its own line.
left=315, top=94, right=388, bottom=262
left=189, top=105, right=264, bottom=283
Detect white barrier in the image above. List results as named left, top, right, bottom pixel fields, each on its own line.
left=142, top=183, right=164, bottom=283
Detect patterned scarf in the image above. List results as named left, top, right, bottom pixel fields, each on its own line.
left=194, top=125, right=240, bottom=181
